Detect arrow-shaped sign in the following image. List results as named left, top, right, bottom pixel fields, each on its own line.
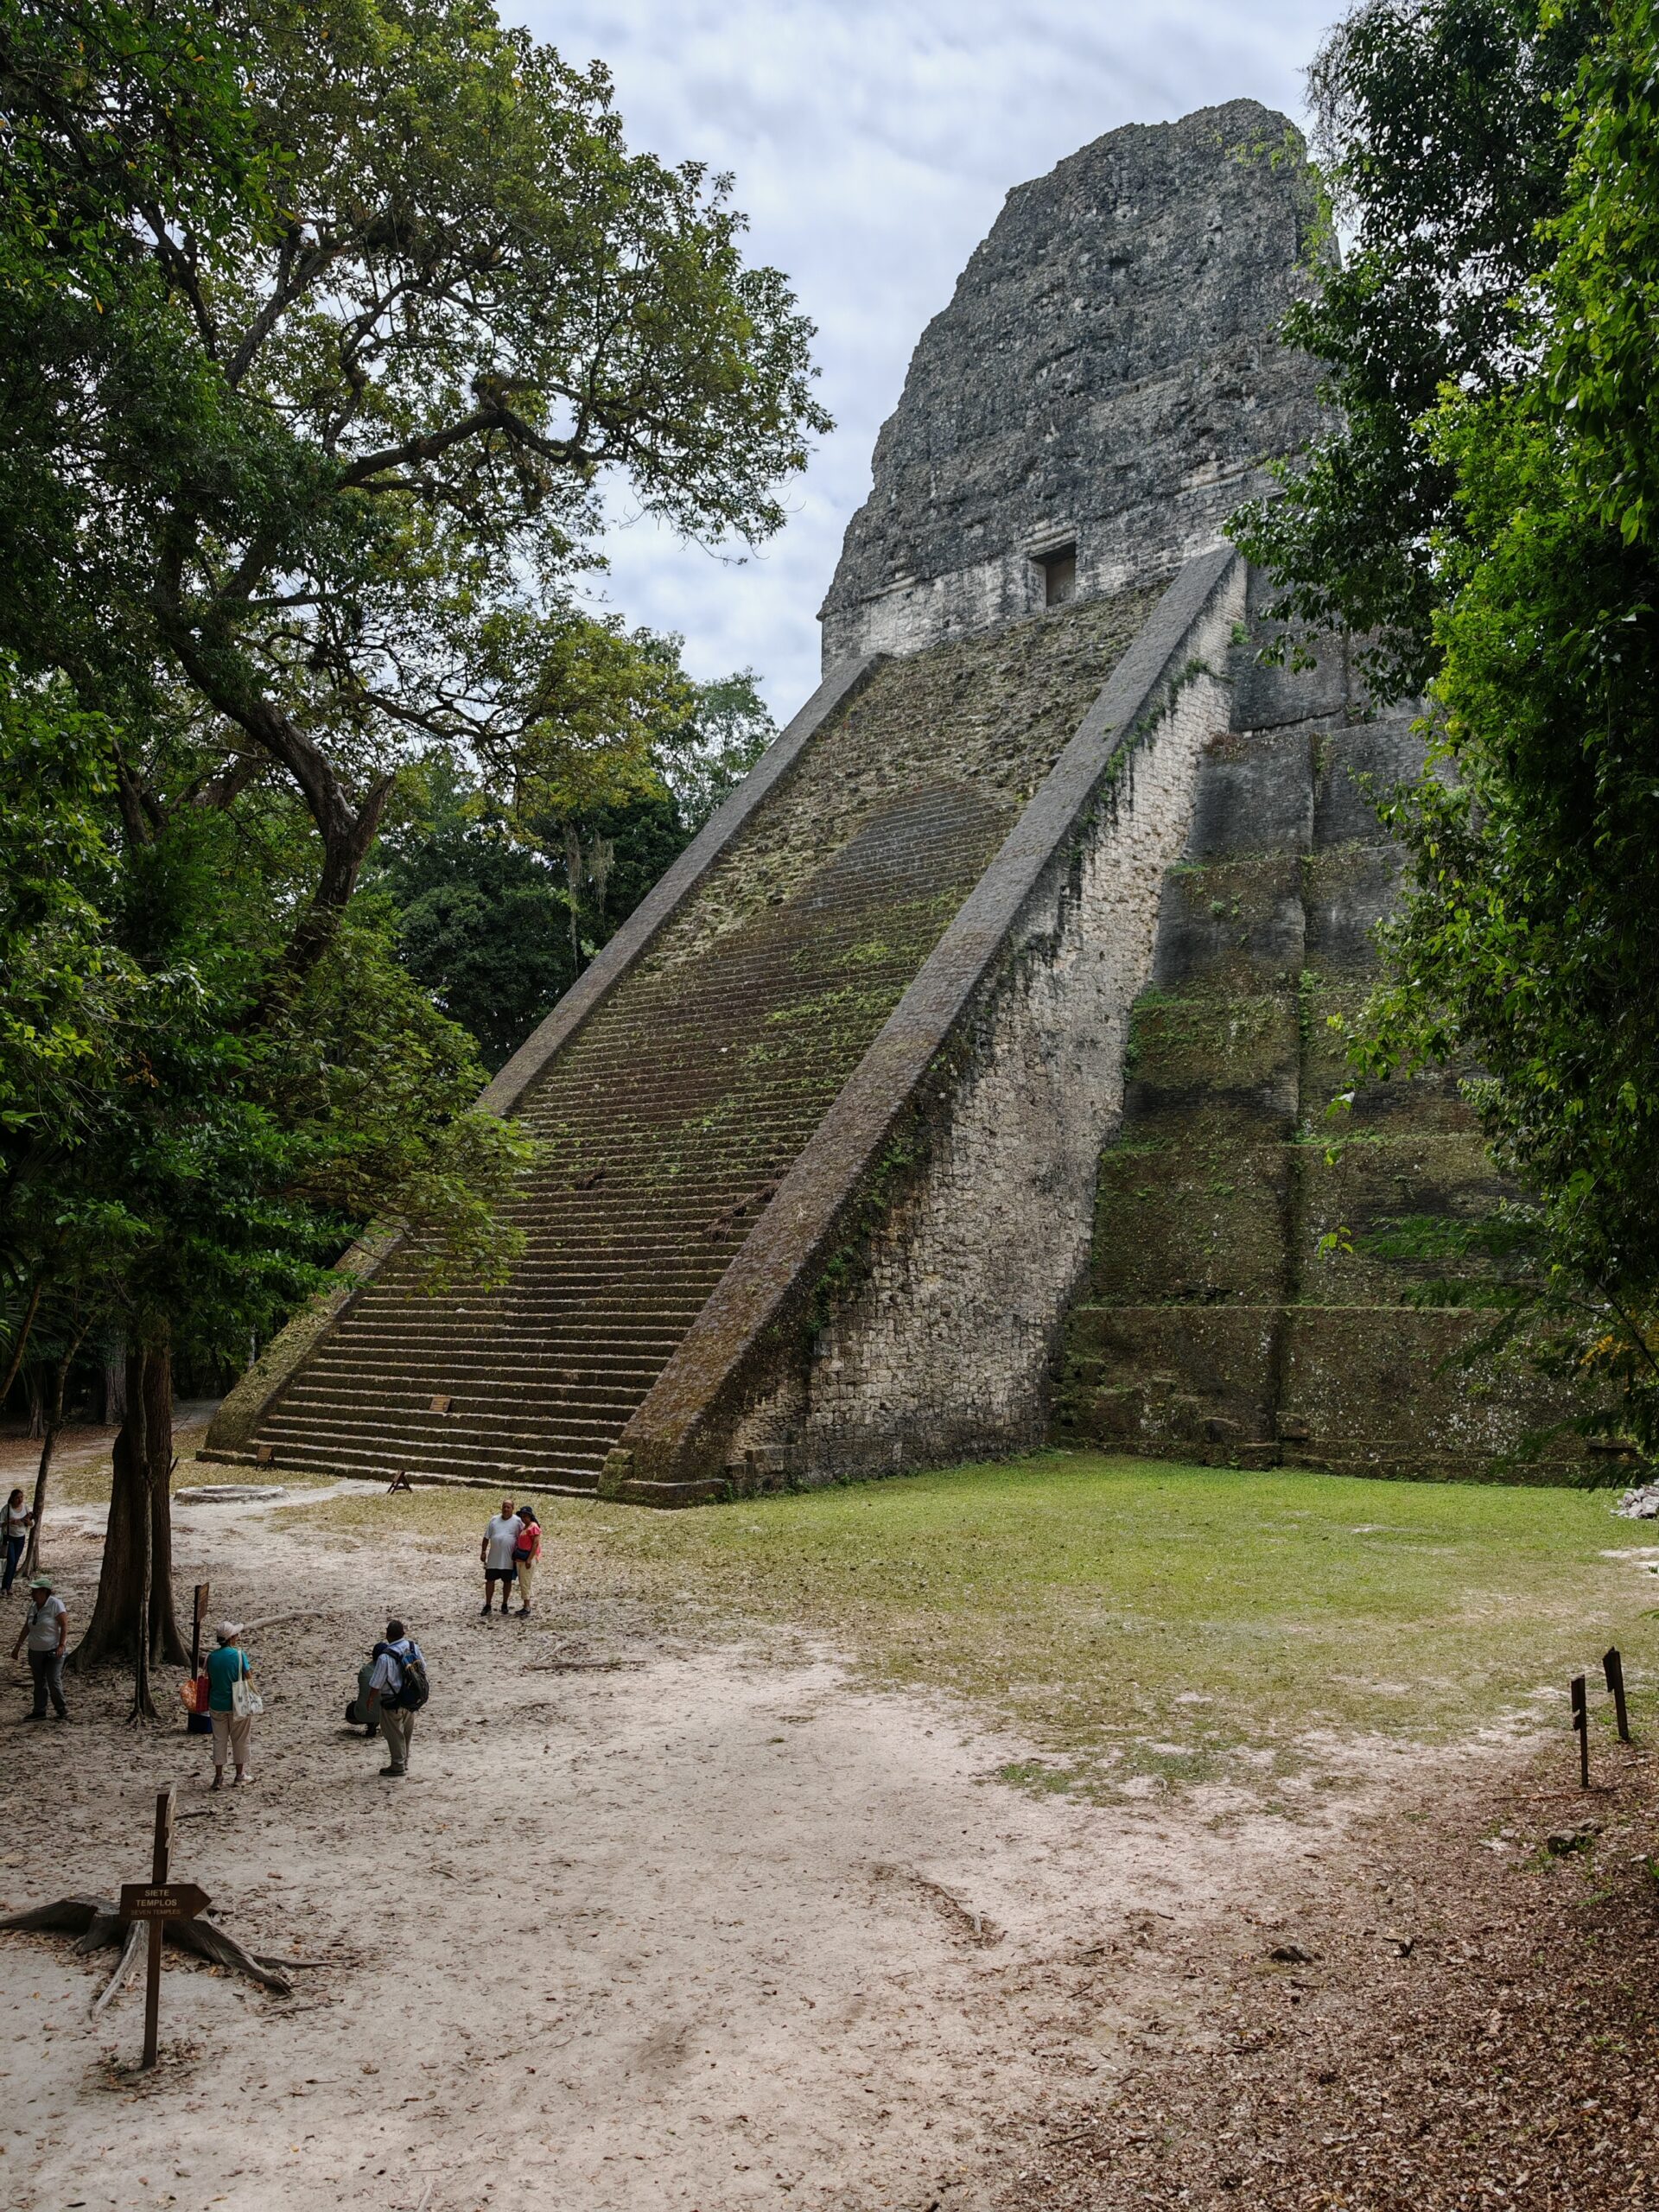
left=119, top=1880, right=211, bottom=1923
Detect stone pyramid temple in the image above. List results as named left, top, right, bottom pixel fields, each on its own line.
left=204, top=99, right=1580, bottom=1503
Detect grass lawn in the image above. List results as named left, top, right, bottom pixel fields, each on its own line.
left=299, top=1448, right=1659, bottom=1802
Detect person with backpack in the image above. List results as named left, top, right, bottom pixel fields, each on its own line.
left=363, top=1617, right=429, bottom=1779
left=512, top=1503, right=542, bottom=1618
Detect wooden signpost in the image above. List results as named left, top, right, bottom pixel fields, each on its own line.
left=1603, top=1646, right=1631, bottom=1743
left=118, top=1788, right=212, bottom=2069
left=1571, top=1674, right=1590, bottom=1789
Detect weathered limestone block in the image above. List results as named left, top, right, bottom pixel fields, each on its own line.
left=1090, top=1129, right=1294, bottom=1306
left=1123, top=995, right=1300, bottom=1125
left=1150, top=855, right=1307, bottom=993
left=1278, top=1309, right=1579, bottom=1482
left=821, top=99, right=1328, bottom=665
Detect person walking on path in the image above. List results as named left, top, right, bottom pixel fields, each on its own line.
left=205, top=1623, right=256, bottom=1789
left=11, top=1573, right=67, bottom=1719
left=364, top=1618, right=427, bottom=1779
left=2, top=1490, right=30, bottom=1595
left=480, top=1500, right=522, bottom=1617
left=512, top=1503, right=541, bottom=1618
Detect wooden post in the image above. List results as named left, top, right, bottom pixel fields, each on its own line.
left=143, top=1787, right=175, bottom=2069
left=1572, top=1674, right=1589, bottom=1789
left=187, top=1582, right=212, bottom=1736
left=1603, top=1647, right=1631, bottom=1744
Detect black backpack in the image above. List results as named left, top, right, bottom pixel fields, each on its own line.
left=375, top=1641, right=429, bottom=1712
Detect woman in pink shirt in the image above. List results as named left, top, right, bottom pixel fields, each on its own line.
left=513, top=1504, right=541, bottom=1618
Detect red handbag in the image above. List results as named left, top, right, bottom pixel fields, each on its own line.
left=180, top=1673, right=209, bottom=1714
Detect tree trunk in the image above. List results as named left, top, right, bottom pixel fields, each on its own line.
left=21, top=1346, right=74, bottom=1580
left=20, top=1423, right=54, bottom=1578
left=101, top=1349, right=126, bottom=1427
left=73, top=1343, right=186, bottom=1675
left=563, top=820, right=584, bottom=972
left=0, top=1278, right=42, bottom=1404
left=130, top=1388, right=155, bottom=1721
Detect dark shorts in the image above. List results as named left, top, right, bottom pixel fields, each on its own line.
left=485, top=1565, right=517, bottom=1584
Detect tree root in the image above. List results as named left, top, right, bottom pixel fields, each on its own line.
left=89, top=1922, right=145, bottom=2019
left=168, top=1914, right=293, bottom=1992
left=0, top=1895, right=294, bottom=1995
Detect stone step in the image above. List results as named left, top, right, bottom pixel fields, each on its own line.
left=264, top=1401, right=628, bottom=1446
left=243, top=698, right=1020, bottom=1484
left=243, top=1440, right=602, bottom=1496
left=250, top=1427, right=611, bottom=1478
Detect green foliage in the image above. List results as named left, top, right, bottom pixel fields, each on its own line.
left=370, top=758, right=572, bottom=1072
left=0, top=664, right=137, bottom=1144
left=1230, top=0, right=1589, bottom=698
left=1262, top=0, right=1659, bottom=1450
left=0, top=0, right=264, bottom=302
left=373, top=654, right=774, bottom=1071
left=661, top=669, right=775, bottom=830
left=0, top=2, right=818, bottom=1411
left=1, top=0, right=826, bottom=966
left=255, top=907, right=533, bottom=1299
left=1, top=710, right=531, bottom=1385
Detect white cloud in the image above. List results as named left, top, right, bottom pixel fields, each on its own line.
left=515, top=0, right=1334, bottom=714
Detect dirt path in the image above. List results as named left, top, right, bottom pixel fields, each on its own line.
left=0, top=1481, right=1494, bottom=2212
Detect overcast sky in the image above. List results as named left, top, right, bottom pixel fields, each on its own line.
left=517, top=0, right=1336, bottom=717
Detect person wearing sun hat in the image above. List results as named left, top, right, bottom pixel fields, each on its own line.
left=10, top=1573, right=67, bottom=1720
left=204, top=1620, right=255, bottom=1789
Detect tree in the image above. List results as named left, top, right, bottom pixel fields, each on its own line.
left=1, top=0, right=827, bottom=1679
left=3, top=0, right=826, bottom=971
left=660, top=668, right=775, bottom=831
left=2, top=753, right=537, bottom=1701
left=1230, top=0, right=1589, bottom=700
left=1235, top=0, right=1659, bottom=1451
left=378, top=661, right=776, bottom=1067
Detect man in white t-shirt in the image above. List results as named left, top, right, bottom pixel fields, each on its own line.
left=480, top=1500, right=523, bottom=1617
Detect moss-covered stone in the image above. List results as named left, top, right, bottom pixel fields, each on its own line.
left=1279, top=1306, right=1589, bottom=1479
left=1295, top=1130, right=1510, bottom=1304
left=1122, top=990, right=1299, bottom=1122
left=1090, top=1128, right=1291, bottom=1304
left=1057, top=1303, right=1281, bottom=1458
left=1056, top=611, right=1596, bottom=1484
left=1149, top=853, right=1306, bottom=994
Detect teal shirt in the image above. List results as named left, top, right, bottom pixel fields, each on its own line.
left=205, top=1644, right=248, bottom=1713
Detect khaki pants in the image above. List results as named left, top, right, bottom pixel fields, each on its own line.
left=514, top=1555, right=535, bottom=1606
left=210, top=1710, right=252, bottom=1770
left=379, top=1704, right=414, bottom=1774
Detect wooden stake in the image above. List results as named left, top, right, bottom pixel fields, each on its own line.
left=185, top=1582, right=213, bottom=1736
left=143, top=1787, right=175, bottom=2069
left=1603, top=1647, right=1631, bottom=1743
left=1571, top=1674, right=1589, bottom=1789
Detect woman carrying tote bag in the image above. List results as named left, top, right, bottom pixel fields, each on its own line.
left=204, top=1622, right=258, bottom=1789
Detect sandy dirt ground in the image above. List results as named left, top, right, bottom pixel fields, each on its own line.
left=0, top=1441, right=1530, bottom=2212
